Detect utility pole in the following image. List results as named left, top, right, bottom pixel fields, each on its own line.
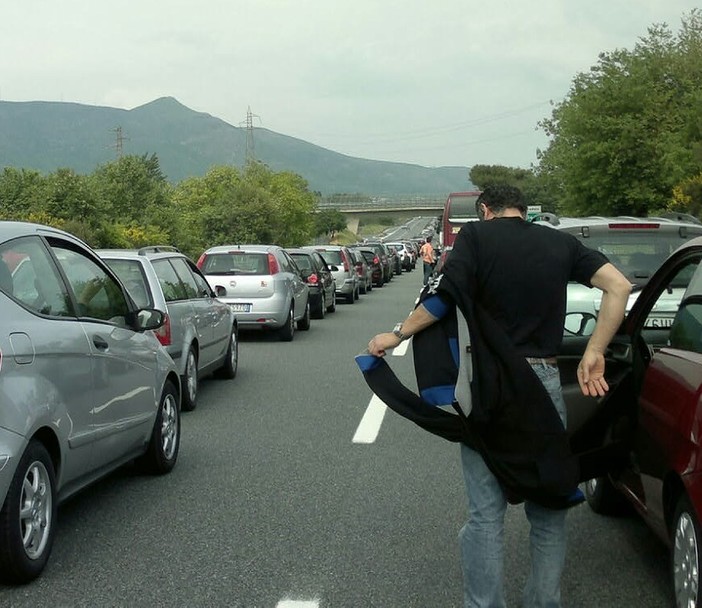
left=240, top=107, right=261, bottom=163
left=111, top=126, right=129, bottom=158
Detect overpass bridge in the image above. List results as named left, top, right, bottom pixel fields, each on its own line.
left=318, top=197, right=445, bottom=233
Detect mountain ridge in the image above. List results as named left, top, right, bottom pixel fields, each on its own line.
left=0, top=97, right=472, bottom=196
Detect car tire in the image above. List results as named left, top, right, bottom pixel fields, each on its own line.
left=313, top=293, right=325, bottom=319
left=278, top=306, right=295, bottom=341
left=672, top=494, right=702, bottom=608
left=298, top=301, right=311, bottom=331
left=136, top=380, right=180, bottom=475
left=376, top=276, right=384, bottom=288
left=366, top=280, right=372, bottom=293
left=0, top=440, right=57, bottom=584
left=354, top=286, right=360, bottom=300
left=360, top=281, right=367, bottom=295
left=181, top=346, right=198, bottom=411
left=327, top=291, right=336, bottom=313
left=584, top=476, right=630, bottom=515
left=346, top=291, right=355, bottom=304
left=216, top=324, right=239, bottom=379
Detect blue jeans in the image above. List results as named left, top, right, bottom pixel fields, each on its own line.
left=459, top=361, right=568, bottom=608
left=423, top=262, right=434, bottom=285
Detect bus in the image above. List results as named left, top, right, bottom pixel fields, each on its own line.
left=441, top=191, right=482, bottom=248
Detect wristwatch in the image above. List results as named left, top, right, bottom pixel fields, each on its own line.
left=392, top=322, right=407, bottom=341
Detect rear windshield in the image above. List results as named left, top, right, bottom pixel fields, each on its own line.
left=289, top=253, right=312, bottom=270
left=317, top=250, right=343, bottom=265
left=579, top=232, right=694, bottom=283
left=448, top=194, right=480, bottom=220
left=359, top=251, right=375, bottom=263
left=103, top=259, right=152, bottom=308
left=201, top=252, right=269, bottom=275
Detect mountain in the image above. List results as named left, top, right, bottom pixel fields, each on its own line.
left=0, top=97, right=472, bottom=196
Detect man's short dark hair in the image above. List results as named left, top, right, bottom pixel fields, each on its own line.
left=477, top=185, right=527, bottom=215
left=426, top=235, right=432, bottom=243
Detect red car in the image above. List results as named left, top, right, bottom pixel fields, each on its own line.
left=560, top=235, right=702, bottom=606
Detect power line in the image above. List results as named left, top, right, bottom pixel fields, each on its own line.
left=240, top=106, right=261, bottom=162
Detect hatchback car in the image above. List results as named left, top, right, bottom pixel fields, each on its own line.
left=535, top=215, right=702, bottom=326
left=98, top=246, right=238, bottom=411
left=363, top=241, right=393, bottom=284
left=558, top=235, right=702, bottom=607
left=302, top=245, right=358, bottom=304
left=286, top=248, right=336, bottom=319
left=198, top=244, right=311, bottom=341
left=348, top=247, right=372, bottom=295
left=0, top=222, right=181, bottom=584
left=353, top=246, right=384, bottom=288
left=385, top=241, right=414, bottom=272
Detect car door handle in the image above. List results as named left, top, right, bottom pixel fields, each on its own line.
left=93, top=335, right=109, bottom=350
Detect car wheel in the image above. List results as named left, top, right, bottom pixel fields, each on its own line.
left=354, top=286, right=360, bottom=300
left=376, top=276, right=384, bottom=288
left=298, top=301, right=311, bottom=330
left=313, top=293, right=325, bottom=319
left=278, top=306, right=295, bottom=341
left=327, top=291, right=336, bottom=313
left=672, top=494, right=702, bottom=608
left=366, top=279, right=372, bottom=292
left=0, top=440, right=57, bottom=584
left=216, top=325, right=239, bottom=379
left=181, top=346, right=198, bottom=411
left=346, top=290, right=355, bottom=304
left=360, top=281, right=367, bottom=295
left=584, top=476, right=630, bottom=515
left=137, top=380, right=180, bottom=475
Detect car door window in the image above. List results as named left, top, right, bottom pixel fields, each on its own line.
left=668, top=260, right=702, bottom=354
left=0, top=236, right=73, bottom=317
left=169, top=257, right=200, bottom=299
left=53, top=243, right=129, bottom=324
left=189, top=263, right=214, bottom=298
left=152, top=258, right=188, bottom=302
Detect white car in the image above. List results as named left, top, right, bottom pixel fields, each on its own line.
left=534, top=215, right=702, bottom=332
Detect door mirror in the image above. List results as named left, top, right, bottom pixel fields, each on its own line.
left=565, top=312, right=597, bottom=336
left=128, top=308, right=166, bottom=331
left=214, top=285, right=227, bottom=297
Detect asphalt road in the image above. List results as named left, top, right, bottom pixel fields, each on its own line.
left=0, top=267, right=672, bottom=607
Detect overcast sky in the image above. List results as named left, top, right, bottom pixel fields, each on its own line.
left=1, top=1, right=698, bottom=169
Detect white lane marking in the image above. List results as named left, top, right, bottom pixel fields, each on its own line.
left=276, top=600, right=319, bottom=608
left=392, top=337, right=411, bottom=356
left=352, top=394, right=387, bottom=444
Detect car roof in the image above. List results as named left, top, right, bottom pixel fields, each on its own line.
left=533, top=215, right=702, bottom=231
left=204, top=244, right=281, bottom=253
left=96, top=246, right=188, bottom=261
left=0, top=220, right=89, bottom=246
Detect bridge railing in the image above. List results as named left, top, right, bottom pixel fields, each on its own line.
left=318, top=197, right=445, bottom=211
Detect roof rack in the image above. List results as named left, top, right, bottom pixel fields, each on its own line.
left=137, top=245, right=181, bottom=255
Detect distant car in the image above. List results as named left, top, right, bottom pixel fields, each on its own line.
left=386, top=244, right=403, bottom=275
left=559, top=235, right=702, bottom=608
left=362, top=241, right=393, bottom=284
left=385, top=241, right=413, bottom=272
left=286, top=248, right=337, bottom=318
left=0, top=222, right=181, bottom=584
left=353, top=246, right=384, bottom=288
left=535, top=215, right=702, bottom=327
left=197, top=244, right=311, bottom=341
left=302, top=245, right=358, bottom=304
left=99, top=246, right=238, bottom=411
left=348, top=247, right=372, bottom=294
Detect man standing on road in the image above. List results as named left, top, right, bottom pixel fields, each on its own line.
left=419, top=235, right=436, bottom=285
left=366, top=185, right=631, bottom=607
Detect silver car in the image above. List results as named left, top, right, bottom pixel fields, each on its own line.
left=302, top=245, right=359, bottom=303
left=98, top=247, right=239, bottom=411
left=0, top=222, right=181, bottom=584
left=198, top=244, right=311, bottom=341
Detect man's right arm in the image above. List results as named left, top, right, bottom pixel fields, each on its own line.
left=577, top=262, right=632, bottom=397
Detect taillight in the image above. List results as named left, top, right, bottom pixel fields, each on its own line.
left=267, top=253, right=280, bottom=274
left=154, top=312, right=172, bottom=346
left=608, top=223, right=660, bottom=229
left=307, top=273, right=319, bottom=284
left=196, top=253, right=207, bottom=268
left=341, top=251, right=350, bottom=272
left=373, top=256, right=380, bottom=265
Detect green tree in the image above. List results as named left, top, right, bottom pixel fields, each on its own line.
left=537, top=10, right=702, bottom=216
left=315, top=209, right=347, bottom=239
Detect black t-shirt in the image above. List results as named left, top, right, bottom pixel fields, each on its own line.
left=438, top=217, right=607, bottom=357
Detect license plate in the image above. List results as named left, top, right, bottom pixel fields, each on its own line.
left=230, top=303, right=251, bottom=313
left=645, top=316, right=674, bottom=328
